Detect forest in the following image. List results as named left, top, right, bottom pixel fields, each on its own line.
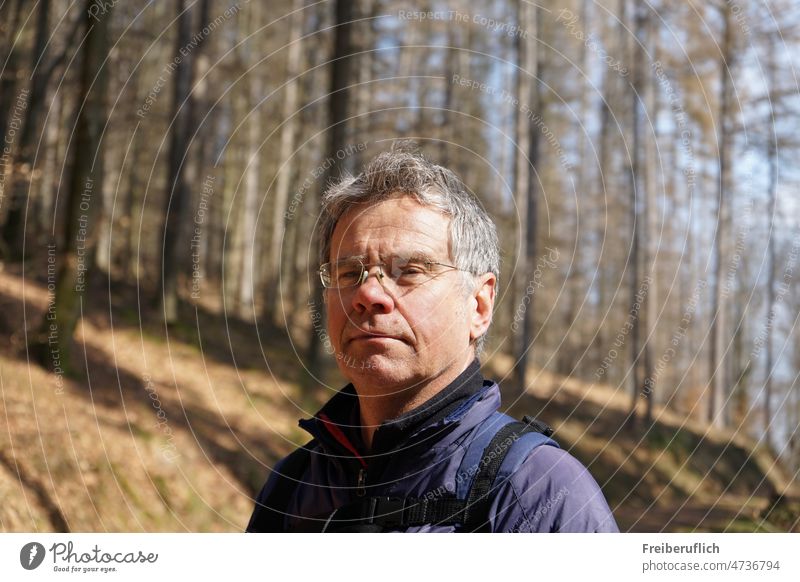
left=0, top=0, right=798, bottom=532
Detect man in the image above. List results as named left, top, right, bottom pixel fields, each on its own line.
left=247, top=148, right=618, bottom=532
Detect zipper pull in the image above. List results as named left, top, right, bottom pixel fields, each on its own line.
left=356, top=468, right=367, bottom=497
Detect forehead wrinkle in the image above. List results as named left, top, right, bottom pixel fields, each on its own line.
left=334, top=227, right=443, bottom=257
left=333, top=250, right=440, bottom=267
left=331, top=253, right=367, bottom=265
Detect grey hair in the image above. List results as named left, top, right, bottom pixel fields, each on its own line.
left=318, top=148, right=500, bottom=354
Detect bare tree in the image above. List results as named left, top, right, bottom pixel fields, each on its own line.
left=30, top=0, right=111, bottom=374
left=307, top=0, right=353, bottom=372
left=707, top=1, right=735, bottom=427
left=238, top=0, right=265, bottom=318
left=762, top=32, right=779, bottom=440
left=265, top=0, right=304, bottom=322
left=157, top=0, right=207, bottom=323
left=640, top=3, right=658, bottom=426
left=2, top=0, right=52, bottom=258
left=625, top=0, right=646, bottom=427
left=512, top=0, right=540, bottom=389
left=0, top=0, right=24, bottom=153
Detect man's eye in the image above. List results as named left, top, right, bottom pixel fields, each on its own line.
left=335, top=266, right=362, bottom=283
left=395, top=262, right=429, bottom=283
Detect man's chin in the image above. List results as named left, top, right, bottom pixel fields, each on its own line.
left=340, top=339, right=407, bottom=362
left=337, top=351, right=391, bottom=375
left=337, top=353, right=415, bottom=389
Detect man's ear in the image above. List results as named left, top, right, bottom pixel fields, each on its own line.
left=469, top=273, right=496, bottom=342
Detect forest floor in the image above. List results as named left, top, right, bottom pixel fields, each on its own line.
left=0, top=263, right=797, bottom=532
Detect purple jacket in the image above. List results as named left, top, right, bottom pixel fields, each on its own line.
left=253, top=362, right=619, bottom=532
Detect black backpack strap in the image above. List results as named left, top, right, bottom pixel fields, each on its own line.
left=316, top=496, right=468, bottom=532
left=461, top=416, right=555, bottom=532
left=522, top=414, right=554, bottom=437
left=246, top=443, right=312, bottom=532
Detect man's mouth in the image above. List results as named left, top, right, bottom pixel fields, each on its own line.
left=347, top=331, right=404, bottom=343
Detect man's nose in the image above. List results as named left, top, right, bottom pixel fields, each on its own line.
left=358, top=265, right=385, bottom=287
left=351, top=266, right=395, bottom=313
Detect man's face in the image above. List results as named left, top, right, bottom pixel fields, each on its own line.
left=325, top=195, right=495, bottom=394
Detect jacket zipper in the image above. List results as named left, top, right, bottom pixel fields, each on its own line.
left=356, top=467, right=367, bottom=497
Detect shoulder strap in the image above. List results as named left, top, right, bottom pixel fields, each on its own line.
left=454, top=411, right=517, bottom=500
left=521, top=414, right=555, bottom=437
left=246, top=443, right=312, bottom=532
left=460, top=417, right=556, bottom=532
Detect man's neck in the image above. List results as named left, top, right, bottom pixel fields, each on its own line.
left=356, top=358, right=474, bottom=451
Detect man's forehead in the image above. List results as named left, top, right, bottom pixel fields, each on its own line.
left=331, top=250, right=438, bottom=264
left=327, top=195, right=453, bottom=265
left=332, top=197, right=449, bottom=240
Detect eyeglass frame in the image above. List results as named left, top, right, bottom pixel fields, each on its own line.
left=318, top=254, right=466, bottom=290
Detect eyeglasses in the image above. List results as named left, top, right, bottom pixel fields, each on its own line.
left=318, top=255, right=463, bottom=290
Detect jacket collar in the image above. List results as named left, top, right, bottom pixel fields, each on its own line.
left=299, top=359, right=490, bottom=462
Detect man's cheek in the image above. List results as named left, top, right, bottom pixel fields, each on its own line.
left=325, top=315, right=342, bottom=352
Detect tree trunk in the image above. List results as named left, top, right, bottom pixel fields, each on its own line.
left=763, top=35, right=779, bottom=441
left=707, top=4, right=734, bottom=428
left=439, top=24, right=457, bottom=165
left=626, top=0, right=644, bottom=427
left=266, top=0, right=303, bottom=322
left=578, top=0, right=596, bottom=376
left=0, top=0, right=24, bottom=163
left=307, top=0, right=353, bottom=372
left=596, top=23, right=616, bottom=381
left=641, top=6, right=658, bottom=425
left=2, top=0, right=52, bottom=259
left=223, top=143, right=242, bottom=314
left=239, top=9, right=264, bottom=318
left=157, top=0, right=199, bottom=323
left=186, top=0, right=214, bottom=296
left=511, top=0, right=531, bottom=386
left=121, top=121, right=143, bottom=278
left=30, top=0, right=110, bottom=376
left=288, top=140, right=320, bottom=331
left=37, top=82, right=61, bottom=238
left=513, top=0, right=539, bottom=390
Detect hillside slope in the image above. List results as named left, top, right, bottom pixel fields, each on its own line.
left=484, top=356, right=797, bottom=531
left=0, top=266, right=796, bottom=532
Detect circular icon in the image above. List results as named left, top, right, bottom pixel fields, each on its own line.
left=20, top=542, right=46, bottom=570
